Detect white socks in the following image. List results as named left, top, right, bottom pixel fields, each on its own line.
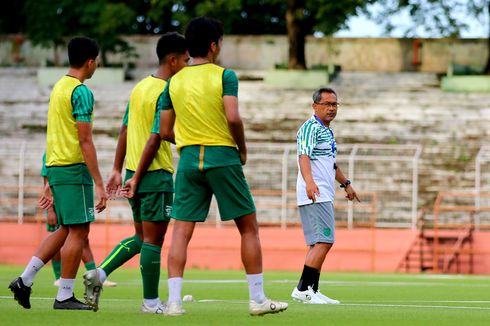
left=56, top=278, right=75, bottom=301
left=20, top=256, right=45, bottom=286
left=168, top=277, right=183, bottom=303
left=144, top=298, right=160, bottom=307
left=97, top=268, right=108, bottom=283
left=246, top=273, right=266, bottom=303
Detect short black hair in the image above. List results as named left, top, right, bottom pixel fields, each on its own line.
left=313, top=87, right=337, bottom=103
left=185, top=17, right=224, bottom=57
left=156, top=32, right=187, bottom=64
left=68, top=36, right=99, bottom=68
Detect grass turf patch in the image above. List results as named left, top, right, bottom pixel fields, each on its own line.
left=1, top=265, right=490, bottom=325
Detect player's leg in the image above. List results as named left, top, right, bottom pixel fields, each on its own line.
left=9, top=226, right=69, bottom=309
left=81, top=238, right=118, bottom=287
left=84, top=220, right=143, bottom=310
left=209, top=165, right=288, bottom=315
left=292, top=202, right=339, bottom=304
left=46, top=216, right=62, bottom=286
left=52, top=251, right=61, bottom=286
left=166, top=220, right=196, bottom=316
left=139, top=191, right=171, bottom=314
left=84, top=193, right=144, bottom=310
left=165, top=168, right=211, bottom=316
left=82, top=238, right=96, bottom=270
left=51, top=183, right=94, bottom=310
left=54, top=222, right=92, bottom=310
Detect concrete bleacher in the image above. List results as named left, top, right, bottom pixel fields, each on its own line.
left=1, top=68, right=489, bottom=226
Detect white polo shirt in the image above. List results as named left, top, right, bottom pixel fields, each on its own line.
left=296, top=115, right=337, bottom=206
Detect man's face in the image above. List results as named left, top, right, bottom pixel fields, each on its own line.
left=212, top=38, right=223, bottom=61
left=312, top=92, right=338, bottom=125
left=86, top=57, right=99, bottom=79
left=175, top=51, right=190, bottom=73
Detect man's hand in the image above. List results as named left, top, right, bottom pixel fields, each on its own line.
left=95, top=184, right=108, bottom=213
left=121, top=178, right=137, bottom=199
left=106, top=170, right=122, bottom=199
left=46, top=208, right=57, bottom=226
left=38, top=183, right=53, bottom=209
left=239, top=148, right=247, bottom=165
left=345, top=185, right=360, bottom=202
left=306, top=180, right=320, bottom=203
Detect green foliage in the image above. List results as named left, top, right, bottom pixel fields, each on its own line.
left=307, top=0, right=376, bottom=36
left=370, top=0, right=488, bottom=38
left=22, top=0, right=137, bottom=66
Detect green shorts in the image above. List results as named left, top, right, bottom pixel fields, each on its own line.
left=50, top=184, right=95, bottom=225
left=46, top=223, right=60, bottom=232
left=128, top=191, right=173, bottom=223
left=172, top=165, right=256, bottom=222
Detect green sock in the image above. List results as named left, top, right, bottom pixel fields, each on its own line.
left=140, top=242, right=162, bottom=299
left=99, top=235, right=143, bottom=276
left=52, top=260, right=61, bottom=280
left=84, top=261, right=96, bottom=271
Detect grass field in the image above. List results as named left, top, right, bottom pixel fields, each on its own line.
left=1, top=264, right=490, bottom=325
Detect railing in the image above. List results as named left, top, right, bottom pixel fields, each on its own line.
left=432, top=191, right=490, bottom=273
left=1, top=140, right=423, bottom=228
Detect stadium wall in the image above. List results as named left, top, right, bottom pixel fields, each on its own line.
left=0, top=35, right=487, bottom=73
left=1, top=222, right=490, bottom=274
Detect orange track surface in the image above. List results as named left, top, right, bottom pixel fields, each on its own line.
left=1, top=222, right=490, bottom=274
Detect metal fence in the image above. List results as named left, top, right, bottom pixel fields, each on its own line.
left=475, top=145, right=490, bottom=227
left=0, top=139, right=424, bottom=228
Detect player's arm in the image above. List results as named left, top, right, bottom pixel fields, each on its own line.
left=160, top=109, right=175, bottom=143
left=222, top=70, right=247, bottom=165
left=335, top=165, right=360, bottom=202
left=298, top=155, right=320, bottom=202
left=39, top=177, right=54, bottom=210
left=122, top=93, right=168, bottom=199
left=158, top=82, right=176, bottom=143
left=42, top=176, right=57, bottom=225
left=107, top=104, right=129, bottom=197
left=72, top=85, right=107, bottom=212
left=78, top=121, right=108, bottom=212
left=121, top=133, right=161, bottom=199
left=297, top=125, right=319, bottom=202
left=39, top=152, right=53, bottom=210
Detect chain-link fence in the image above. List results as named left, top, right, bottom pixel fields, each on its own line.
left=0, top=139, right=424, bottom=228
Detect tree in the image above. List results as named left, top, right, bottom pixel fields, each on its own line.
left=285, top=0, right=377, bottom=69
left=23, top=0, right=74, bottom=65
left=370, top=0, right=490, bottom=74
left=22, top=0, right=137, bottom=66
left=0, top=0, right=25, bottom=34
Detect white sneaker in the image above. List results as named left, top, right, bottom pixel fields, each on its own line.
left=141, top=301, right=166, bottom=314
left=316, top=289, right=340, bottom=304
left=249, top=298, right=288, bottom=316
left=83, top=269, right=103, bottom=311
left=291, top=286, right=327, bottom=304
left=164, top=301, right=185, bottom=316
left=103, top=279, right=117, bottom=287
left=53, top=279, right=60, bottom=287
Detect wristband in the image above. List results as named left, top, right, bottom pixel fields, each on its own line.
left=340, top=179, right=351, bottom=189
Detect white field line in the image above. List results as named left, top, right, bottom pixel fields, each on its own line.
left=110, top=279, right=490, bottom=288
left=1, top=296, right=490, bottom=310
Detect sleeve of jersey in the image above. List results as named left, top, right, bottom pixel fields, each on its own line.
left=222, top=69, right=238, bottom=97
left=150, top=93, right=163, bottom=134
left=40, top=152, right=47, bottom=177
left=297, top=123, right=317, bottom=157
left=71, top=85, right=94, bottom=122
left=122, top=103, right=129, bottom=126
left=159, top=81, right=173, bottom=110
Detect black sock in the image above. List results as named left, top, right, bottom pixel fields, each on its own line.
left=313, top=271, right=320, bottom=292
left=297, top=265, right=318, bottom=291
